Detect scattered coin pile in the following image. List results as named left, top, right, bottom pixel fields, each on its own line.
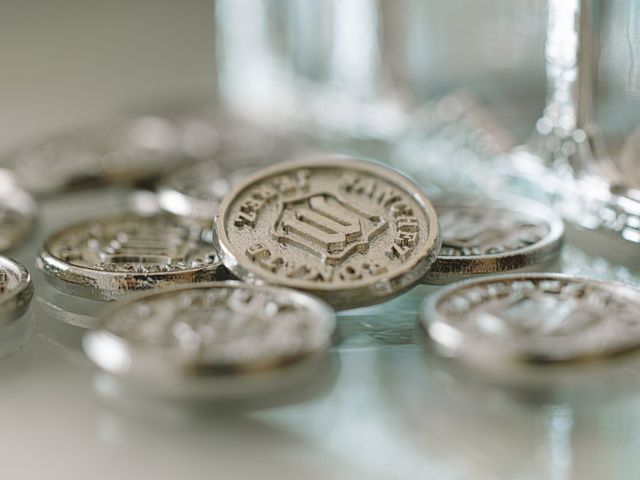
left=2, top=112, right=640, bottom=400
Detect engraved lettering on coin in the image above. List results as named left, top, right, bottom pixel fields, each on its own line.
left=423, top=273, right=640, bottom=363
left=84, top=283, right=335, bottom=376
left=0, top=256, right=33, bottom=325
left=38, top=214, right=227, bottom=300
left=214, top=156, right=440, bottom=310
left=423, top=196, right=564, bottom=284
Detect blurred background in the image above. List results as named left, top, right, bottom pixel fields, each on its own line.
left=4, top=1, right=640, bottom=184
left=0, top=0, right=216, bottom=153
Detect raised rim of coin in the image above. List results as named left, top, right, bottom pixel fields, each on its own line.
left=423, top=194, right=564, bottom=284
left=37, top=213, right=228, bottom=301
left=422, top=272, right=640, bottom=368
left=0, top=256, right=34, bottom=325
left=83, top=281, right=336, bottom=380
left=0, top=170, right=37, bottom=251
left=213, top=155, right=441, bottom=310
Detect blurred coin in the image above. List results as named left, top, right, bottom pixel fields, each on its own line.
left=0, top=170, right=37, bottom=251
left=0, top=256, right=33, bottom=325
left=423, top=194, right=564, bottom=284
left=214, top=155, right=441, bottom=310
left=83, top=282, right=335, bottom=399
left=422, top=273, right=640, bottom=369
left=5, top=115, right=187, bottom=195
left=37, top=213, right=228, bottom=300
left=157, top=156, right=266, bottom=224
left=157, top=132, right=315, bottom=225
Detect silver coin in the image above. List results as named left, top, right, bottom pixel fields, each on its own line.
left=83, top=282, right=335, bottom=392
left=0, top=256, right=33, bottom=325
left=422, top=273, right=640, bottom=368
left=0, top=171, right=37, bottom=251
left=6, top=115, right=186, bottom=195
left=157, top=134, right=315, bottom=224
left=423, top=194, right=564, bottom=284
left=157, top=157, right=262, bottom=224
left=214, top=155, right=441, bottom=310
left=37, top=213, right=228, bottom=300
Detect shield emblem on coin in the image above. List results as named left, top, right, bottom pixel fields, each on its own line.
left=271, top=193, right=388, bottom=265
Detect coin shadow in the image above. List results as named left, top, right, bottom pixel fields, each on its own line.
left=375, top=332, right=640, bottom=480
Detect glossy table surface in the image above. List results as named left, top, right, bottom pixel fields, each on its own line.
left=3, top=183, right=640, bottom=480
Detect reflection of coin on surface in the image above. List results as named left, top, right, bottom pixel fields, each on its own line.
left=37, top=213, right=229, bottom=300
left=423, top=194, right=564, bottom=284
left=423, top=273, right=640, bottom=371
left=83, top=282, right=336, bottom=402
left=214, top=156, right=441, bottom=310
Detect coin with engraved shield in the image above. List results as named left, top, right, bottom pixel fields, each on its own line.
left=0, top=256, right=33, bottom=325
left=423, top=194, right=564, bottom=284
left=83, top=282, right=335, bottom=396
left=214, top=156, right=441, bottom=310
left=37, top=213, right=228, bottom=300
left=422, top=273, right=640, bottom=368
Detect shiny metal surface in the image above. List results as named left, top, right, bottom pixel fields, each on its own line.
left=0, top=256, right=33, bottom=326
left=38, top=213, right=228, bottom=300
left=214, top=155, right=441, bottom=310
left=423, top=194, right=564, bottom=284
left=84, top=282, right=335, bottom=400
left=423, top=272, right=640, bottom=368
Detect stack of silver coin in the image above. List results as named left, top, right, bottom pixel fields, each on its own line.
left=4, top=109, right=640, bottom=401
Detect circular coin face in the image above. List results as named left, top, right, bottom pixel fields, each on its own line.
left=38, top=213, right=228, bottom=300
left=83, top=282, right=335, bottom=380
left=0, top=175, right=37, bottom=251
left=423, top=273, right=640, bottom=367
left=422, top=194, right=564, bottom=284
left=0, top=256, right=33, bottom=325
left=214, top=156, right=441, bottom=310
left=7, top=116, right=186, bottom=195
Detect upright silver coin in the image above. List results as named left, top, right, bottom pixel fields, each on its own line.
left=0, top=171, right=37, bottom=251
left=214, top=155, right=441, bottom=310
left=423, top=273, right=640, bottom=368
left=0, top=256, right=33, bottom=325
left=423, top=194, right=564, bottom=284
left=38, top=213, right=228, bottom=300
left=83, top=282, right=335, bottom=396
